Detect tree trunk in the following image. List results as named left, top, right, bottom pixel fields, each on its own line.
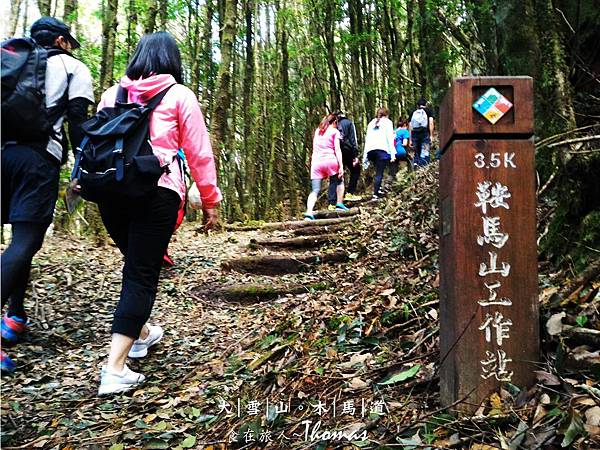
left=188, top=0, right=202, bottom=96
left=158, top=0, right=168, bottom=30
left=201, top=0, right=215, bottom=111
left=406, top=0, right=420, bottom=102
left=534, top=0, right=576, bottom=136
left=467, top=0, right=499, bottom=73
left=277, top=0, right=297, bottom=215
left=242, top=0, right=256, bottom=217
left=126, top=0, right=138, bottom=60
left=323, top=1, right=342, bottom=110
left=211, top=0, right=237, bottom=199
left=22, top=0, right=29, bottom=35
left=417, top=0, right=451, bottom=106
left=8, top=0, right=23, bottom=38
left=356, top=0, right=374, bottom=117
left=144, top=0, right=158, bottom=33
left=347, top=0, right=364, bottom=129
left=496, top=0, right=539, bottom=76
left=63, top=0, right=78, bottom=26
left=38, top=0, right=51, bottom=16
left=99, top=0, right=119, bottom=94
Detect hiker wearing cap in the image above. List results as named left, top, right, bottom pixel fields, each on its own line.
left=409, top=98, right=435, bottom=167
left=1, top=17, right=94, bottom=373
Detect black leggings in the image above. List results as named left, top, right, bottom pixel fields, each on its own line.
left=367, top=150, right=389, bottom=196
left=327, top=153, right=361, bottom=204
left=1, top=222, right=50, bottom=319
left=98, top=188, right=180, bottom=339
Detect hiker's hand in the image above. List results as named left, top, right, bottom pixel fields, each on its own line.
left=352, top=157, right=359, bottom=167
left=70, top=178, right=81, bottom=193
left=390, top=156, right=396, bottom=163
left=338, top=168, right=344, bottom=178
left=203, top=208, right=218, bottom=231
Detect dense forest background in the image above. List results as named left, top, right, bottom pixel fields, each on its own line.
left=3, top=0, right=600, bottom=267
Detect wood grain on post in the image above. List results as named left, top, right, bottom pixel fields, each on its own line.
left=438, top=77, right=539, bottom=414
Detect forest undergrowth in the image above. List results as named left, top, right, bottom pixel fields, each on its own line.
left=1, top=163, right=599, bottom=449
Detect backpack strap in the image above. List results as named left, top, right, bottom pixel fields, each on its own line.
left=116, top=86, right=129, bottom=104
left=145, top=84, right=176, bottom=110
left=71, top=135, right=89, bottom=180
left=114, top=137, right=125, bottom=181
left=46, top=48, right=71, bottom=58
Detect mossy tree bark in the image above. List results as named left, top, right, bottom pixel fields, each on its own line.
left=418, top=0, right=451, bottom=107
left=37, top=0, right=51, bottom=16
left=99, top=0, right=118, bottom=93
left=158, top=0, right=168, bottom=30
left=125, top=0, right=138, bottom=60
left=8, top=0, right=23, bottom=37
left=62, top=0, right=78, bottom=26
left=144, top=0, right=158, bottom=33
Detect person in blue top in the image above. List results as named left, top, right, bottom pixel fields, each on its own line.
left=389, top=118, right=411, bottom=179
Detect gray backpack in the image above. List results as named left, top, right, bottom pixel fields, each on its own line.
left=410, top=108, right=428, bottom=130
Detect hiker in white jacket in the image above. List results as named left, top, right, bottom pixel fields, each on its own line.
left=362, top=107, right=396, bottom=199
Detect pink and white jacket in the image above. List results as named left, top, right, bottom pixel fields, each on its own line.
left=98, top=74, right=222, bottom=208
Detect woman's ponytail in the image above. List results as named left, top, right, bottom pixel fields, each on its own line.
left=374, top=107, right=389, bottom=129
left=318, top=113, right=337, bottom=135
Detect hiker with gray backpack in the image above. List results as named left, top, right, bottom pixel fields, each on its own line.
left=1, top=17, right=94, bottom=373
left=409, top=98, right=435, bottom=167
left=70, top=32, right=222, bottom=395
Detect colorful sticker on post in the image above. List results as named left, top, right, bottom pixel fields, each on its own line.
left=473, top=88, right=513, bottom=124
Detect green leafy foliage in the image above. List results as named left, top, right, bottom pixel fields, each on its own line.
left=378, top=364, right=421, bottom=385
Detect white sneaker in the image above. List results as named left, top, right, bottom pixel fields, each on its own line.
left=98, top=364, right=145, bottom=396
left=128, top=324, right=164, bottom=358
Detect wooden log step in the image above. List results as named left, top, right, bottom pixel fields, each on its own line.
left=221, top=251, right=349, bottom=275
left=341, top=196, right=376, bottom=206
left=225, top=222, right=265, bottom=232
left=261, top=216, right=356, bottom=232
left=311, top=208, right=360, bottom=220
left=224, top=210, right=358, bottom=232
left=249, top=234, right=341, bottom=250
left=211, top=282, right=328, bottom=303
left=292, top=222, right=354, bottom=236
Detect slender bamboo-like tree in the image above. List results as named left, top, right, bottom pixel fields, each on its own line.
left=38, top=0, right=51, bottom=16
left=63, top=0, right=78, bottom=26
left=144, top=0, right=159, bottom=33
left=158, top=0, right=168, bottom=30
left=99, top=0, right=119, bottom=93
left=211, top=0, right=238, bottom=172
left=8, top=0, right=23, bottom=37
left=126, top=0, right=138, bottom=59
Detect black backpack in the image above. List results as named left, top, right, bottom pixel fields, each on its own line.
left=71, top=85, right=174, bottom=203
left=1, top=37, right=51, bottom=143
left=2, top=37, right=72, bottom=149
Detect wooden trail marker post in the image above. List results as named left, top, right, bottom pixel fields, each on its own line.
left=438, top=77, right=539, bottom=413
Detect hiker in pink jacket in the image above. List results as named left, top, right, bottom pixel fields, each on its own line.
left=303, top=114, right=349, bottom=220
left=94, top=32, right=222, bottom=395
